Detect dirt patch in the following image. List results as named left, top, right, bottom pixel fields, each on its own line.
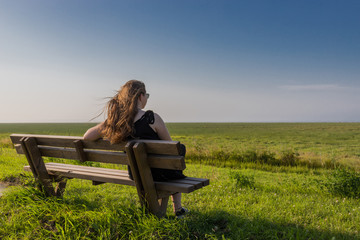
left=0, top=182, right=9, bottom=197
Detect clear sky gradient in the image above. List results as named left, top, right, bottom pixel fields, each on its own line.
left=1, top=0, right=359, bottom=122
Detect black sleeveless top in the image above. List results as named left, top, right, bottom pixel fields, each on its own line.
left=133, top=110, right=160, bottom=140
left=129, top=110, right=186, bottom=181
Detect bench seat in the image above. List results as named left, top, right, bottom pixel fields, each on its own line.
left=24, top=162, right=209, bottom=194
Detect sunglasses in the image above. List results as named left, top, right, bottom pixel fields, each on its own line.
left=145, top=93, right=150, bottom=99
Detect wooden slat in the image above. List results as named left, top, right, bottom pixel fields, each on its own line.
left=182, top=177, right=210, bottom=186
left=35, top=146, right=184, bottom=169
left=36, top=146, right=129, bottom=164
left=10, top=134, right=126, bottom=151
left=46, top=163, right=202, bottom=192
left=39, top=146, right=78, bottom=159
left=48, top=170, right=135, bottom=186
left=45, top=163, right=129, bottom=177
left=154, top=182, right=194, bottom=193
left=25, top=164, right=129, bottom=178
left=24, top=165, right=135, bottom=186
left=147, top=154, right=185, bottom=170
left=169, top=179, right=202, bottom=190
left=45, top=163, right=195, bottom=192
left=11, top=134, right=182, bottom=155
left=85, top=149, right=129, bottom=164
left=134, top=139, right=181, bottom=155
left=24, top=164, right=196, bottom=193
left=11, top=134, right=81, bottom=143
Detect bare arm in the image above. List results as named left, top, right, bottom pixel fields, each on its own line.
left=83, top=122, right=104, bottom=141
left=152, top=113, right=172, bottom=141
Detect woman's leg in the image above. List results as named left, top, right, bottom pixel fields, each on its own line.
left=172, top=145, right=186, bottom=213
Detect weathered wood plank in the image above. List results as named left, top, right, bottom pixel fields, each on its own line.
left=34, top=146, right=185, bottom=169
left=45, top=161, right=187, bottom=178
left=45, top=163, right=203, bottom=192
left=37, top=146, right=129, bottom=164
left=154, top=181, right=194, bottom=193
left=182, top=177, right=210, bottom=186
left=23, top=138, right=56, bottom=196
left=132, top=142, right=160, bottom=215
left=147, top=154, right=185, bottom=170
left=126, top=142, right=145, bottom=207
left=11, top=134, right=126, bottom=151
left=39, top=146, right=78, bottom=159
left=24, top=164, right=196, bottom=193
left=24, top=166, right=135, bottom=186
left=11, top=134, right=182, bottom=155
left=20, top=138, right=38, bottom=178
left=45, top=163, right=129, bottom=177
left=169, top=179, right=203, bottom=190
left=133, top=139, right=180, bottom=155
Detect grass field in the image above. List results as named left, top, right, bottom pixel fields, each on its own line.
left=0, top=123, right=359, bottom=239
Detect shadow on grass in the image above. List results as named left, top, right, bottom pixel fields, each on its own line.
left=185, top=210, right=358, bottom=240
left=2, top=185, right=357, bottom=240
left=184, top=211, right=359, bottom=239
left=61, top=188, right=358, bottom=240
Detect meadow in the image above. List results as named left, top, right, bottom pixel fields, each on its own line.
left=0, top=122, right=359, bottom=239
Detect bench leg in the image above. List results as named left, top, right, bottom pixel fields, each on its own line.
left=158, top=196, right=169, bottom=218
left=55, top=179, right=67, bottom=197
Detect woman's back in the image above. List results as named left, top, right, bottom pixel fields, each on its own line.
left=133, top=110, right=160, bottom=140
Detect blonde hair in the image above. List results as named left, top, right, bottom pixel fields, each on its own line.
left=101, top=80, right=146, bottom=143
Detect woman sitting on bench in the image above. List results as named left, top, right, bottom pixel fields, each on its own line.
left=83, top=80, right=188, bottom=218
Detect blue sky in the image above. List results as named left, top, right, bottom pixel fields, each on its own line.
left=1, top=0, right=359, bottom=122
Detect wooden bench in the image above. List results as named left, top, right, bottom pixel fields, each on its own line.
left=10, top=134, right=209, bottom=217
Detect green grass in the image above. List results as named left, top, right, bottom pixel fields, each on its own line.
left=167, top=122, right=360, bottom=171
left=0, top=123, right=360, bottom=239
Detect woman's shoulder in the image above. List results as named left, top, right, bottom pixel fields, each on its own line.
left=146, top=110, right=164, bottom=122
left=139, top=110, right=165, bottom=126
left=144, top=110, right=155, bottom=124
left=135, top=110, right=157, bottom=124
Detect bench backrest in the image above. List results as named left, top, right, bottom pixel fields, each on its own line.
left=10, top=134, right=186, bottom=170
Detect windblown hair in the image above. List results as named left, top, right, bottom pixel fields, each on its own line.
left=101, top=80, right=146, bottom=143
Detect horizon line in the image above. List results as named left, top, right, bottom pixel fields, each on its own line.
left=0, top=121, right=359, bottom=124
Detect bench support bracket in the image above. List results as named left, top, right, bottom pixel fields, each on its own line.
left=21, top=137, right=56, bottom=196
left=73, top=140, right=87, bottom=162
